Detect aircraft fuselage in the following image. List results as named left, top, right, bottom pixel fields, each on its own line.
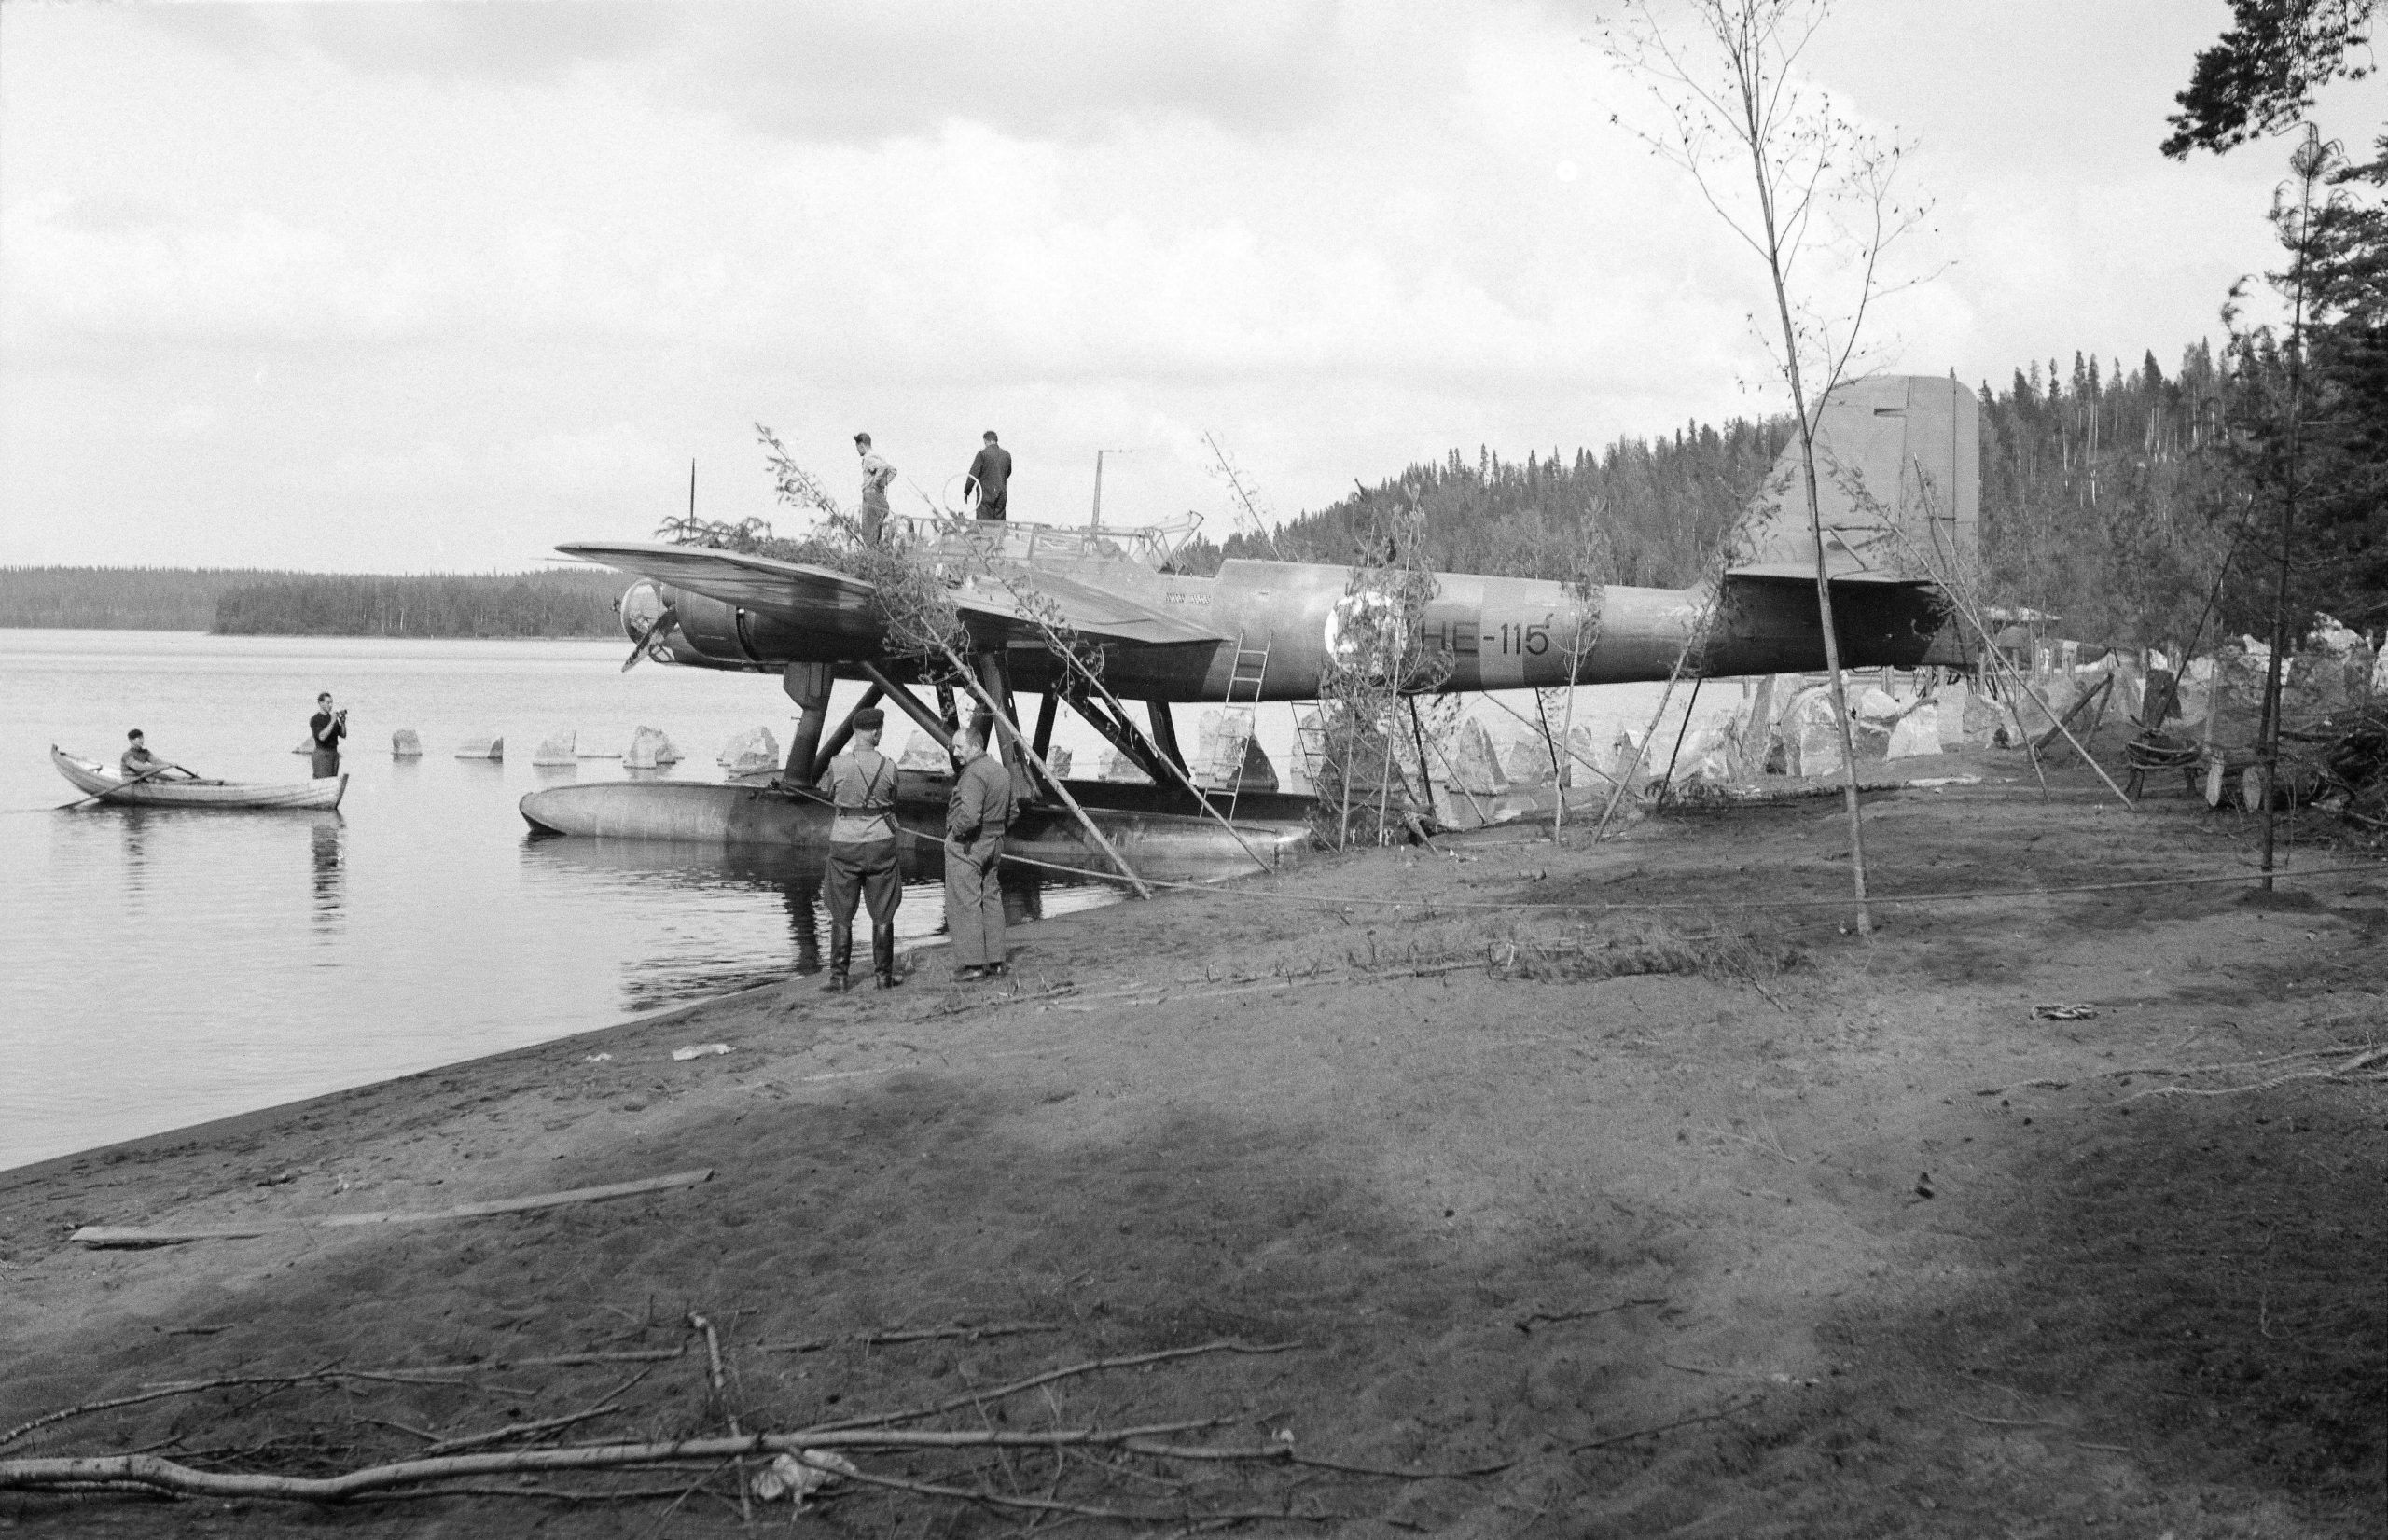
left=634, top=551, right=1954, bottom=701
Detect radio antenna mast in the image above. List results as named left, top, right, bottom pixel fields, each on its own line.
left=1090, top=449, right=1132, bottom=530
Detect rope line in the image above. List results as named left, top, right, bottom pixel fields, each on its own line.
left=995, top=852, right=2384, bottom=914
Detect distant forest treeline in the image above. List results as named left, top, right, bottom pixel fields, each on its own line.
left=0, top=567, right=301, bottom=630
left=215, top=571, right=624, bottom=636
left=1, top=567, right=624, bottom=637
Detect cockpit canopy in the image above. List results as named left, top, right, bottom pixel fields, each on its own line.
left=885, top=512, right=1206, bottom=575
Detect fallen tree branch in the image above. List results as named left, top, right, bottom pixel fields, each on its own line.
left=1515, top=1297, right=1670, bottom=1333
left=2099, top=1043, right=2381, bottom=1079
left=790, top=1451, right=1346, bottom=1525
left=350, top=1479, right=730, bottom=1505
left=1569, top=1402, right=1753, bottom=1453
left=415, top=1366, right=657, bottom=1458
left=71, top=1170, right=715, bottom=1248
left=754, top=1323, right=1066, bottom=1353
left=810, top=1339, right=1303, bottom=1433
left=687, top=1313, right=753, bottom=1527
left=0, top=1422, right=1328, bottom=1504
left=1287, top=1452, right=1518, bottom=1479
left=2117, top=1065, right=2388, bottom=1102
left=5, top=1367, right=477, bottom=1452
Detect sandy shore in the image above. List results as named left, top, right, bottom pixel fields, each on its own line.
left=4, top=749, right=2384, bottom=1536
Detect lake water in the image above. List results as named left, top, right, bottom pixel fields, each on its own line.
left=0, top=631, right=1144, bottom=1172
left=0, top=630, right=1752, bottom=1172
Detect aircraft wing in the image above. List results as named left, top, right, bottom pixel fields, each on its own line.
left=952, top=570, right=1228, bottom=648
left=560, top=540, right=1227, bottom=651
left=558, top=542, right=879, bottom=618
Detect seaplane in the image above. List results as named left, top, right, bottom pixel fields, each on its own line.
left=527, top=374, right=1977, bottom=855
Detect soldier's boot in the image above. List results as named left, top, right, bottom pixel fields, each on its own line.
left=872, top=929, right=901, bottom=990
left=824, top=936, right=853, bottom=993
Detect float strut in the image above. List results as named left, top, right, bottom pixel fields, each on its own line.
left=782, top=660, right=836, bottom=782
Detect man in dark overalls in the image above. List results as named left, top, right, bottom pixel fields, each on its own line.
left=944, top=719, right=1015, bottom=980
left=815, top=708, right=903, bottom=992
left=965, top=430, right=1011, bottom=522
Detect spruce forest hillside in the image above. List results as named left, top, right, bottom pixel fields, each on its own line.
left=1192, top=340, right=2370, bottom=652
left=1215, top=415, right=1794, bottom=589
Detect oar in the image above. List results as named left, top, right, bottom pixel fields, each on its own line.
left=57, top=759, right=195, bottom=811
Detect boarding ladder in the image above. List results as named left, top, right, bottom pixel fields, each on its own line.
left=1205, top=629, right=1272, bottom=822
left=1291, top=704, right=1327, bottom=796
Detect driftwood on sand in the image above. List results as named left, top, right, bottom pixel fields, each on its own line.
left=69, top=1169, right=715, bottom=1247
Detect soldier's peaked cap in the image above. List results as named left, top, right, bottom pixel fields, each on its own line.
left=853, top=707, right=886, bottom=729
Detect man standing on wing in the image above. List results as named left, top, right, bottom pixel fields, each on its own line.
left=944, top=719, right=1014, bottom=980
left=309, top=692, right=347, bottom=780
left=965, top=430, right=1011, bottom=522
left=854, top=432, right=896, bottom=546
left=815, top=707, right=903, bottom=992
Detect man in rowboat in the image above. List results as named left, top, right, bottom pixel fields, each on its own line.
left=118, top=728, right=183, bottom=780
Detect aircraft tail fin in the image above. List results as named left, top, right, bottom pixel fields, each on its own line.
left=1730, top=373, right=1979, bottom=592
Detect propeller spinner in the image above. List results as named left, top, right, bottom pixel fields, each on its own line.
left=618, top=580, right=677, bottom=673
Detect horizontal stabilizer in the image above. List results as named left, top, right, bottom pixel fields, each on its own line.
left=1723, top=562, right=1924, bottom=587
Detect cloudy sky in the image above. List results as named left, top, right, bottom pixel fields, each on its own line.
left=3, top=1, right=2382, bottom=573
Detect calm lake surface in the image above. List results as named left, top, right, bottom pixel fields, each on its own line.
left=0, top=630, right=1748, bottom=1173
left=0, top=631, right=1140, bottom=1172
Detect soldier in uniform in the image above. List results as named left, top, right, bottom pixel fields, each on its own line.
left=815, top=707, right=903, bottom=992
left=854, top=432, right=896, bottom=546
left=944, top=719, right=1015, bottom=980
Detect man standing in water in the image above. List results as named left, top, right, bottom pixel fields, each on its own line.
left=815, top=706, right=903, bottom=992
left=965, top=430, right=1011, bottom=522
left=854, top=432, right=896, bottom=546
left=944, top=719, right=1014, bottom=980
left=308, top=693, right=346, bottom=779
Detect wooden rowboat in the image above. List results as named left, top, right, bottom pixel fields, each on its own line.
left=50, top=746, right=348, bottom=811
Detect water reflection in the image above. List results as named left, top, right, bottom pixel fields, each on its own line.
left=116, top=809, right=153, bottom=905
left=517, top=835, right=1116, bottom=1012
left=782, top=873, right=823, bottom=976
left=310, top=817, right=345, bottom=932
